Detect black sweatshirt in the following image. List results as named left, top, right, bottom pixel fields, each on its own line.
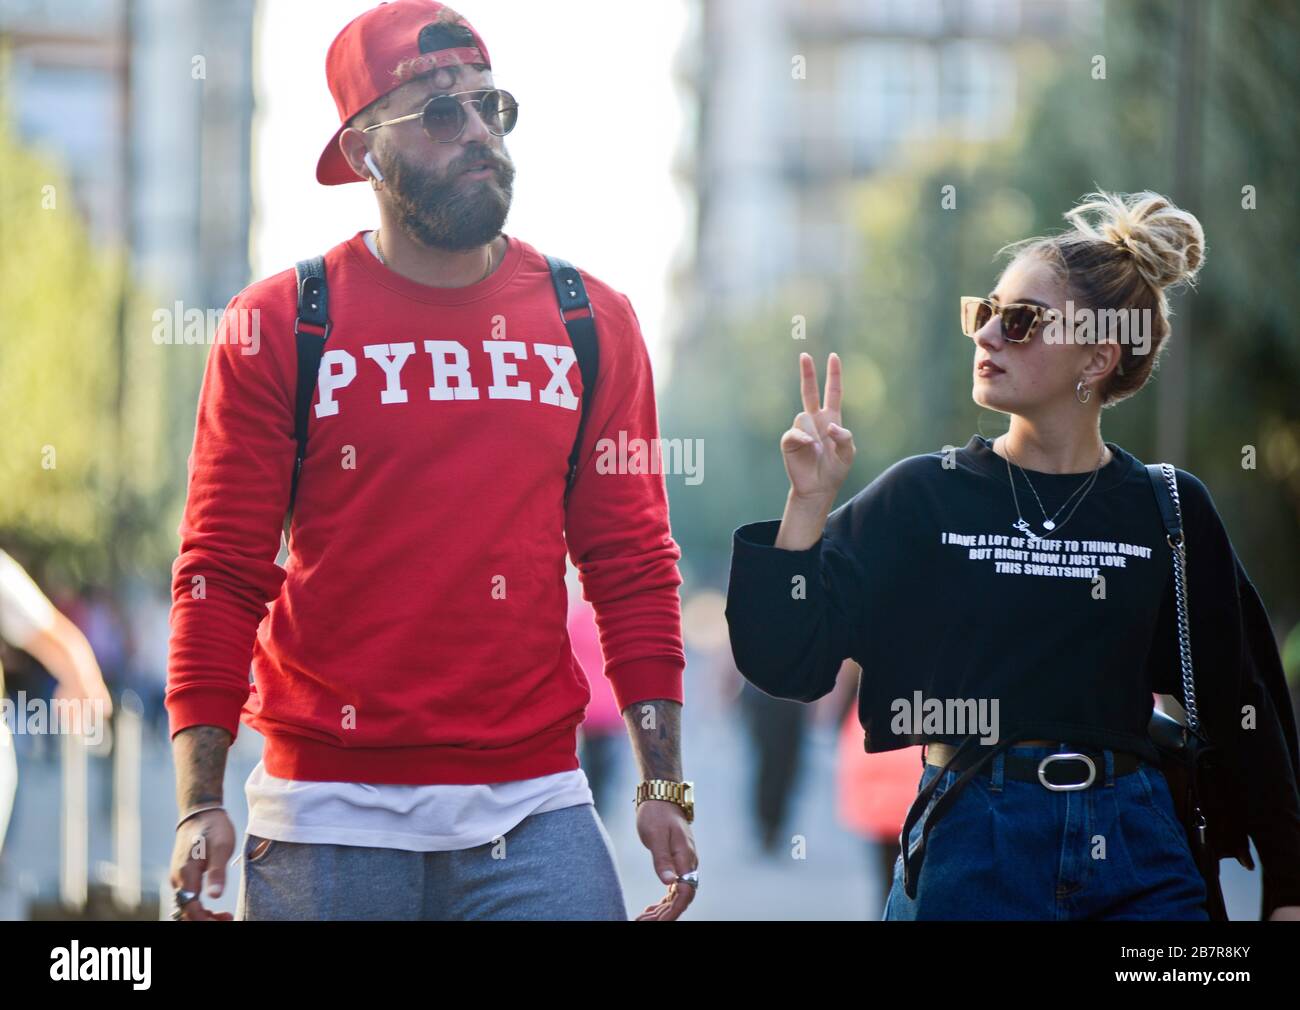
left=725, top=434, right=1300, bottom=914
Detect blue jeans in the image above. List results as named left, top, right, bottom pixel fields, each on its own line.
left=236, top=802, right=628, bottom=920
left=883, top=745, right=1210, bottom=920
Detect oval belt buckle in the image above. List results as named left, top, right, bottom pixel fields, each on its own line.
left=1037, top=752, right=1097, bottom=791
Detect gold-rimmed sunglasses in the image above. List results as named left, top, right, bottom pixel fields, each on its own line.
left=361, top=88, right=519, bottom=144
left=960, top=296, right=1060, bottom=344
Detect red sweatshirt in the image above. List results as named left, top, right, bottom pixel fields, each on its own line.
left=165, top=231, right=685, bottom=784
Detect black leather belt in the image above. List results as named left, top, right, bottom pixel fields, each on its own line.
left=925, top=740, right=1141, bottom=791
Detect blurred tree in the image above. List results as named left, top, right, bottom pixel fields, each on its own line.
left=663, top=0, right=1299, bottom=628
left=0, top=87, right=172, bottom=588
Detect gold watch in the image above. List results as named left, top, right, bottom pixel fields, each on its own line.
left=635, top=779, right=694, bottom=823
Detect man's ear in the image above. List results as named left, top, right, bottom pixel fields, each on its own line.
left=338, top=127, right=375, bottom=182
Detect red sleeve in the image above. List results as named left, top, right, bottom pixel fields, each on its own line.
left=164, top=289, right=298, bottom=740
left=564, top=289, right=686, bottom=714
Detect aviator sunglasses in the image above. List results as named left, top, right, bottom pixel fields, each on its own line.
left=960, top=296, right=1060, bottom=344
left=362, top=88, right=520, bottom=144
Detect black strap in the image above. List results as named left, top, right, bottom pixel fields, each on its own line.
left=287, top=256, right=330, bottom=538
left=899, top=730, right=1033, bottom=900
left=545, top=254, right=601, bottom=498
left=285, top=252, right=600, bottom=538
left=1145, top=463, right=1182, bottom=541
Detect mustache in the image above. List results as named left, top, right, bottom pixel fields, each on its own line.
left=451, top=145, right=513, bottom=178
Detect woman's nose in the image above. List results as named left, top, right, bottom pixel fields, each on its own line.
left=973, top=316, right=1004, bottom=351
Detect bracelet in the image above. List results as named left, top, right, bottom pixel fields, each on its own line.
left=175, top=804, right=225, bottom=832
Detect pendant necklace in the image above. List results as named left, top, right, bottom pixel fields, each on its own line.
left=999, top=437, right=1106, bottom=543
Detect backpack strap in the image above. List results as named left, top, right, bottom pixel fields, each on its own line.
left=286, top=256, right=330, bottom=538
left=544, top=255, right=601, bottom=499
left=285, top=252, right=599, bottom=539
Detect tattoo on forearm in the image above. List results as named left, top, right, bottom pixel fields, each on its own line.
left=174, top=725, right=233, bottom=812
left=622, top=699, right=683, bottom=780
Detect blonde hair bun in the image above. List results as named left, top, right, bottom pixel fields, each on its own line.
left=1064, top=190, right=1206, bottom=292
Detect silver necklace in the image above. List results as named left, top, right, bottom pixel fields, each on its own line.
left=999, top=437, right=1106, bottom=542
left=1004, top=439, right=1106, bottom=531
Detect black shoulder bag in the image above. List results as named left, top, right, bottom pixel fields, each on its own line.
left=1145, top=461, right=1233, bottom=920
left=284, top=252, right=600, bottom=540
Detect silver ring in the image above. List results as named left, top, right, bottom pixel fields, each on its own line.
left=676, top=870, right=699, bottom=890
left=174, top=887, right=199, bottom=909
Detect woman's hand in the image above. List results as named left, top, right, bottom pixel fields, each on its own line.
left=782, top=352, right=855, bottom=501
left=775, top=352, right=855, bottom=550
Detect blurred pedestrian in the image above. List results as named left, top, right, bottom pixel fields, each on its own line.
left=835, top=706, right=922, bottom=914
left=568, top=575, right=622, bottom=819
left=738, top=679, right=807, bottom=855
left=0, top=549, right=113, bottom=855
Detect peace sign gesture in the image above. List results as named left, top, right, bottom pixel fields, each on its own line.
left=780, top=352, right=856, bottom=506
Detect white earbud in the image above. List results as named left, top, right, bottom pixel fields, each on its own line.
left=363, top=151, right=385, bottom=183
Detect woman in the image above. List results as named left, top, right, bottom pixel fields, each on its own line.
left=724, top=191, right=1300, bottom=920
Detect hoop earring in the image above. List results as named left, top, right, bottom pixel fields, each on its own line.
left=1076, top=379, right=1092, bottom=404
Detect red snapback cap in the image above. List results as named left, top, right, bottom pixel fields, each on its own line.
left=316, top=0, right=492, bottom=185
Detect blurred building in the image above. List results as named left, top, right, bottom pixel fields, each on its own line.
left=0, top=0, right=255, bottom=309
left=2, top=0, right=256, bottom=522
left=676, top=0, right=1096, bottom=327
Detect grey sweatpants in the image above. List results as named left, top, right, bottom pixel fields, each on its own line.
left=235, top=802, right=628, bottom=921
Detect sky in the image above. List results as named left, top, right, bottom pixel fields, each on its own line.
left=252, top=0, right=693, bottom=376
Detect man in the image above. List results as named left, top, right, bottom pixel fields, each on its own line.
left=166, top=0, right=697, bottom=921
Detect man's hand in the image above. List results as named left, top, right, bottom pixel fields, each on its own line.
left=619, top=699, right=696, bottom=921
left=633, top=799, right=697, bottom=921
left=170, top=725, right=235, bottom=920
left=169, top=809, right=236, bottom=921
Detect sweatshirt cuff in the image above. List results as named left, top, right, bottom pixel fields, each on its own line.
left=731, top=519, right=826, bottom=582
left=165, top=684, right=249, bottom=742
left=604, top=656, right=684, bottom=714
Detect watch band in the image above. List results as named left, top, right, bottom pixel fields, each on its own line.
left=635, top=779, right=694, bottom=822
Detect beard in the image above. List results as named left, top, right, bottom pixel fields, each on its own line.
left=383, top=142, right=515, bottom=252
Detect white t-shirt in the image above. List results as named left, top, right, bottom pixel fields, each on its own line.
left=243, top=761, right=594, bottom=851
left=0, top=549, right=57, bottom=850
left=0, top=549, right=57, bottom=649
left=0, top=549, right=58, bottom=697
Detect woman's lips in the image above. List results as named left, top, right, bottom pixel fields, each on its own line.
left=976, top=360, right=1005, bottom=378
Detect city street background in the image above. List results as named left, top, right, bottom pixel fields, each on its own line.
left=2, top=0, right=1296, bottom=921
